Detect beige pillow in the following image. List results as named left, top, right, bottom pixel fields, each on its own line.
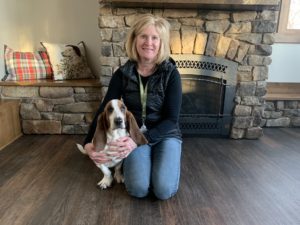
left=41, top=41, right=94, bottom=80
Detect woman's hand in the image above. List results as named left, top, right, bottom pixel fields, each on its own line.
left=106, top=137, right=137, bottom=159
left=84, top=143, right=112, bottom=164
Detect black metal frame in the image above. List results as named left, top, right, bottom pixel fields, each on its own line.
left=171, top=54, right=238, bottom=137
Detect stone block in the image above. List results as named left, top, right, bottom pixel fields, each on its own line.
left=248, top=44, right=272, bottom=56
left=40, top=87, right=74, bottom=98
left=168, top=19, right=181, bottom=31
left=216, top=36, right=232, bottom=57
left=203, top=11, right=230, bottom=20
left=205, top=33, right=220, bottom=56
left=100, top=57, right=120, bottom=67
left=101, top=42, right=113, bottom=57
left=237, top=71, right=252, bottom=82
left=227, top=33, right=262, bottom=45
left=227, top=39, right=239, bottom=60
left=181, top=27, right=196, bottom=54
left=276, top=101, right=285, bottom=110
left=245, top=127, right=263, bottom=139
left=113, top=43, right=126, bottom=57
left=99, top=15, right=125, bottom=28
left=253, top=66, right=268, bottom=81
left=234, top=42, right=249, bottom=63
left=266, top=117, right=290, bottom=127
left=236, top=81, right=256, bottom=97
left=74, top=93, right=102, bottom=102
left=232, top=11, right=257, bottom=22
left=35, top=99, right=54, bottom=112
left=50, top=97, right=75, bottom=105
left=232, top=116, right=253, bottom=129
left=54, top=102, right=99, bottom=113
left=252, top=21, right=276, bottom=33
left=41, top=112, right=63, bottom=121
left=2, top=86, right=39, bottom=98
left=170, top=30, right=182, bottom=54
left=63, top=114, right=85, bottom=125
left=230, top=128, right=245, bottom=139
left=179, top=18, right=204, bottom=28
left=100, top=29, right=112, bottom=41
left=252, top=106, right=264, bottom=126
left=291, top=117, right=300, bottom=127
left=270, top=111, right=283, bottom=119
left=241, top=96, right=262, bottom=106
left=234, top=105, right=252, bottom=116
left=205, top=20, right=230, bottom=33
left=256, top=81, right=267, bottom=97
left=112, top=28, right=128, bottom=42
left=226, top=22, right=252, bottom=34
left=163, top=9, right=197, bottom=18
left=263, top=34, right=275, bottom=45
left=20, top=103, right=41, bottom=120
left=194, top=33, right=207, bottom=55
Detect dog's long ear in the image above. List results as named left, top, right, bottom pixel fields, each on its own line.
left=93, top=112, right=108, bottom=150
left=65, top=45, right=82, bottom=57
left=126, top=111, right=148, bottom=145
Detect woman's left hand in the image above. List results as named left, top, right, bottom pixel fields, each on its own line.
left=106, top=136, right=137, bottom=159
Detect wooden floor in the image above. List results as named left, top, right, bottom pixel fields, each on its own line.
left=1, top=128, right=300, bottom=225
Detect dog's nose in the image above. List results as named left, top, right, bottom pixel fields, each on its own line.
left=114, top=117, right=123, bottom=126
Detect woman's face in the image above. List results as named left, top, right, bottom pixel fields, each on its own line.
left=136, top=25, right=160, bottom=64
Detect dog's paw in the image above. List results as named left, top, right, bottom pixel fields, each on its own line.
left=114, top=173, right=124, bottom=183
left=97, top=176, right=113, bottom=189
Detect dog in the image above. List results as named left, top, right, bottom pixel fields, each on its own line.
left=77, top=99, right=148, bottom=189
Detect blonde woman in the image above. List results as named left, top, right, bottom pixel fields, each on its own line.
left=84, top=14, right=182, bottom=200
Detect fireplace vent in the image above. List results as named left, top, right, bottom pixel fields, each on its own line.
left=171, top=54, right=238, bottom=137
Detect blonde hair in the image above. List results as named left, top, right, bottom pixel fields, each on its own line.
left=125, top=14, right=170, bottom=65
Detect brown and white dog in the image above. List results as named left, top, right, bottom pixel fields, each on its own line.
left=77, top=99, right=147, bottom=189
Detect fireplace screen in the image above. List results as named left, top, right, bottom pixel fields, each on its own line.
left=172, top=54, right=238, bottom=137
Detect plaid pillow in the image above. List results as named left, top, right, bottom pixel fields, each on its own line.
left=2, top=45, right=53, bottom=81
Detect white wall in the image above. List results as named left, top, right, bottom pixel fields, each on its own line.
left=0, top=0, right=100, bottom=80
left=268, top=43, right=300, bottom=83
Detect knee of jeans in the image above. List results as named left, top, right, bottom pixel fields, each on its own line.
left=125, top=180, right=149, bottom=198
left=152, top=183, right=178, bottom=200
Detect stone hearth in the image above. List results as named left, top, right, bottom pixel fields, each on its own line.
left=98, top=1, right=280, bottom=139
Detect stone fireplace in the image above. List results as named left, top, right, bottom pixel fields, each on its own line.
left=98, top=0, right=280, bottom=139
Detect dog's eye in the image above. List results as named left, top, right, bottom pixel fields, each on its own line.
left=108, top=106, right=114, bottom=113
left=120, top=105, right=126, bottom=112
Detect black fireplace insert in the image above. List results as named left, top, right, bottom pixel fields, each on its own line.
left=172, top=54, right=238, bottom=137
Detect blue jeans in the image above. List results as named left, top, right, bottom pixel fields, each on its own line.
left=123, top=138, right=182, bottom=200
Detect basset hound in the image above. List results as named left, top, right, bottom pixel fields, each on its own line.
left=77, top=99, right=148, bottom=189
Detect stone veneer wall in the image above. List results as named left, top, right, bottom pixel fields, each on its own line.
left=0, top=85, right=102, bottom=134
left=263, top=100, right=300, bottom=127
left=98, top=4, right=278, bottom=139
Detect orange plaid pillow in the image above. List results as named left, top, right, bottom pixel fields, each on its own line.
left=2, top=45, right=53, bottom=81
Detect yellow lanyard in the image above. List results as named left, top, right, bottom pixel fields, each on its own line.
left=138, top=74, right=148, bottom=124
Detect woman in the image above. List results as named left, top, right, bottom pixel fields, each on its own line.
left=84, top=14, right=182, bottom=200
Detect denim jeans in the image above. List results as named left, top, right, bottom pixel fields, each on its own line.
left=123, top=137, right=182, bottom=200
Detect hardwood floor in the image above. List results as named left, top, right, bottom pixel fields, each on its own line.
left=0, top=128, right=300, bottom=225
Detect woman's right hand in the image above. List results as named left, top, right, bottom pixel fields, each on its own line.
left=84, top=143, right=112, bottom=164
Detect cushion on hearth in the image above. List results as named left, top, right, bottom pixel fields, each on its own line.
left=3, top=45, right=53, bottom=81
left=41, top=41, right=94, bottom=80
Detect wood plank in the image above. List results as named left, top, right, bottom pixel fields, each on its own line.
left=0, top=129, right=300, bottom=225
left=0, top=79, right=101, bottom=87
left=102, top=0, right=280, bottom=10
left=265, top=82, right=300, bottom=100
left=0, top=99, right=22, bottom=151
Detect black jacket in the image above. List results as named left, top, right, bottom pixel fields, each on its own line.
left=84, top=58, right=182, bottom=144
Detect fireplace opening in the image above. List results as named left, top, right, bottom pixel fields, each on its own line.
left=172, top=54, right=238, bottom=137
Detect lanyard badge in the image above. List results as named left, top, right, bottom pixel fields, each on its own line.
left=139, top=74, right=148, bottom=133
